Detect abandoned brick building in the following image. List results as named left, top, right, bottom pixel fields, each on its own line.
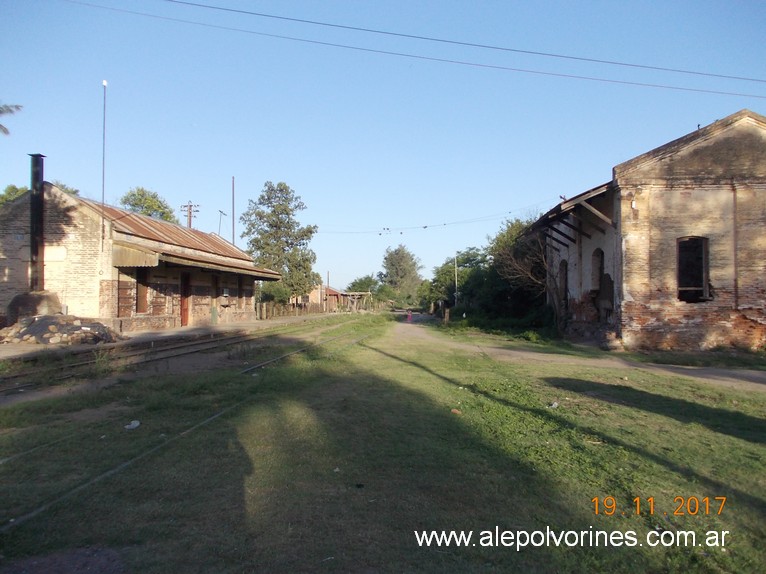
left=530, top=109, right=766, bottom=350
left=0, top=163, right=280, bottom=332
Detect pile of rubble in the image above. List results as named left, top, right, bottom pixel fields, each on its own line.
left=0, top=315, right=126, bottom=346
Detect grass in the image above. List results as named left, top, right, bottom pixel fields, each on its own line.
left=440, top=321, right=766, bottom=369
left=1, top=314, right=764, bottom=573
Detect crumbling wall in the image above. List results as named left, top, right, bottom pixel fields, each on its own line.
left=617, top=118, right=766, bottom=350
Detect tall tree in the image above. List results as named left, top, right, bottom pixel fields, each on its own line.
left=0, top=104, right=22, bottom=135
left=119, top=187, right=179, bottom=224
left=240, top=181, right=319, bottom=298
left=378, top=245, right=422, bottom=305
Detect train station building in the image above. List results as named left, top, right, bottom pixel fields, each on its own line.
left=0, top=160, right=280, bottom=332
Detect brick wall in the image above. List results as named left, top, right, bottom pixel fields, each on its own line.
left=2, top=186, right=267, bottom=332
left=616, top=118, right=766, bottom=350
left=0, top=197, right=31, bottom=322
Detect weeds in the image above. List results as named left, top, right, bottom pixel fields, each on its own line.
left=1, top=317, right=763, bottom=573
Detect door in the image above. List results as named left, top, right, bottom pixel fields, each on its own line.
left=180, top=273, right=191, bottom=326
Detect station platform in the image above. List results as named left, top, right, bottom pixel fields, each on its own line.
left=0, top=313, right=338, bottom=363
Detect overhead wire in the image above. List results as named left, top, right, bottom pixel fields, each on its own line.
left=163, top=0, right=766, bottom=85
left=315, top=199, right=558, bottom=235
left=63, top=0, right=766, bottom=99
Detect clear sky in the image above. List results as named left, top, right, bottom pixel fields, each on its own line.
left=2, top=0, right=765, bottom=290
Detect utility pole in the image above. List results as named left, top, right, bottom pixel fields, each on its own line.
left=231, top=176, right=235, bottom=245
left=454, top=253, right=458, bottom=308
left=180, top=201, right=199, bottom=228
left=101, top=80, right=107, bottom=251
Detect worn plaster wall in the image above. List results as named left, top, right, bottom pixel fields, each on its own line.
left=0, top=188, right=111, bottom=323
left=111, top=264, right=258, bottom=332
left=550, top=192, right=620, bottom=331
left=617, top=118, right=766, bottom=350
left=41, top=190, right=109, bottom=318
left=0, top=198, right=31, bottom=325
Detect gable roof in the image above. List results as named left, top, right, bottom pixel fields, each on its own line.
left=45, top=183, right=280, bottom=280
left=614, top=109, right=766, bottom=177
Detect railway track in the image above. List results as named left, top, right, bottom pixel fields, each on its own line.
left=0, top=317, right=361, bottom=397
left=0, top=317, right=376, bottom=533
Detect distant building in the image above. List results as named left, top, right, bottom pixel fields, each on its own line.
left=0, top=173, right=280, bottom=331
left=529, top=109, right=766, bottom=350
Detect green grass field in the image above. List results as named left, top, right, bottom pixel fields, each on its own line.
left=1, top=315, right=764, bottom=573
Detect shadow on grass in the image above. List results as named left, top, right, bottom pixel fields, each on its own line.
left=2, top=323, right=762, bottom=572
left=2, top=333, right=591, bottom=572
left=359, top=343, right=766, bottom=514
left=546, top=377, right=766, bottom=445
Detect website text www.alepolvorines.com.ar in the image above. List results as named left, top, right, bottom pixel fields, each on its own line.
left=414, top=526, right=730, bottom=551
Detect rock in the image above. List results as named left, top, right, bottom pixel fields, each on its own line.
left=6, top=291, right=62, bottom=325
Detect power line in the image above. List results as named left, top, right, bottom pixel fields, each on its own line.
left=315, top=201, right=555, bottom=236
left=64, top=0, right=766, bottom=99
left=163, top=0, right=766, bottom=85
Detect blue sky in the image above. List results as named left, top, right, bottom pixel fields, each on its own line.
left=2, top=0, right=765, bottom=290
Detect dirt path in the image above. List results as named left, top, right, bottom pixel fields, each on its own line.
left=394, top=319, right=766, bottom=393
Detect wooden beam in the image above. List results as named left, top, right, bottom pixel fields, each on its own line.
left=580, top=201, right=614, bottom=227
left=569, top=211, right=605, bottom=235
left=548, top=224, right=576, bottom=244
left=542, top=231, right=568, bottom=248
left=558, top=217, right=592, bottom=240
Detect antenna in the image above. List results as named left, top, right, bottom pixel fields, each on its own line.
left=218, top=210, right=227, bottom=235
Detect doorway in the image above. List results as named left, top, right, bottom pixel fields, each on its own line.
left=180, top=273, right=191, bottom=326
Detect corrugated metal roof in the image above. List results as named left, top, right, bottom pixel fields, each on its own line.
left=79, top=198, right=250, bottom=261
left=58, top=192, right=281, bottom=280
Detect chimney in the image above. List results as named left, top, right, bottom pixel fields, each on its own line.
left=29, top=153, right=45, bottom=291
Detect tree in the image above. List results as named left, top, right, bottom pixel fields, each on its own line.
left=119, top=187, right=179, bottom=223
left=348, top=274, right=378, bottom=293
left=0, top=104, right=22, bottom=135
left=1, top=181, right=80, bottom=207
left=378, top=245, right=422, bottom=306
left=490, top=217, right=555, bottom=326
left=51, top=180, right=80, bottom=195
left=240, top=181, right=319, bottom=299
left=429, top=247, right=491, bottom=309
left=0, top=184, right=29, bottom=206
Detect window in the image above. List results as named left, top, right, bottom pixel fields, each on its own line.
left=558, top=260, right=568, bottom=311
left=591, top=248, right=604, bottom=291
left=677, top=237, right=709, bottom=303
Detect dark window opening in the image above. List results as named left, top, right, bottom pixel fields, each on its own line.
left=136, top=268, right=149, bottom=313
left=558, top=260, right=568, bottom=312
left=591, top=248, right=604, bottom=292
left=677, top=237, right=710, bottom=303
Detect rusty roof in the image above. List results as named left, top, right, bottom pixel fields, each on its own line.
left=58, top=191, right=280, bottom=279
left=78, top=198, right=249, bottom=259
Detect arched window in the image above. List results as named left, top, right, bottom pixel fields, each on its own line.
left=591, top=248, right=604, bottom=291
left=558, top=260, right=568, bottom=310
left=677, top=237, right=710, bottom=303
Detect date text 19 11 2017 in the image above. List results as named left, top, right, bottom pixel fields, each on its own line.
left=591, top=496, right=727, bottom=516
